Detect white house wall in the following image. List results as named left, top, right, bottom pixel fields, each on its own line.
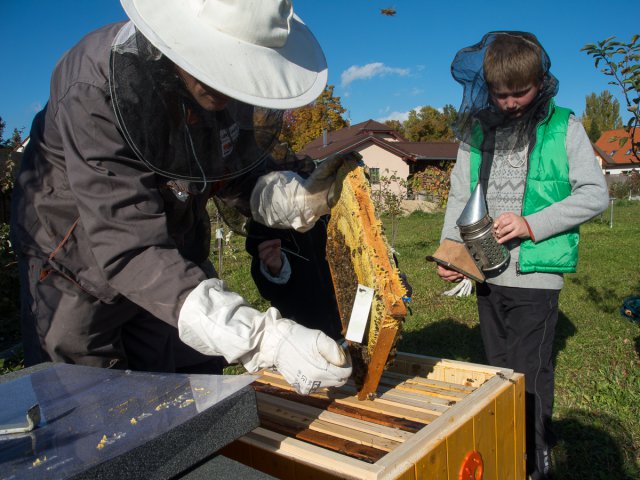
left=376, top=133, right=400, bottom=142
left=357, top=143, right=409, bottom=196
left=596, top=154, right=639, bottom=176
left=603, top=166, right=639, bottom=175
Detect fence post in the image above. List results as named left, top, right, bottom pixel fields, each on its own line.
left=215, top=212, right=224, bottom=276
left=609, top=197, right=614, bottom=228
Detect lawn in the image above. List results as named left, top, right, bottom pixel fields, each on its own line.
left=2, top=201, right=639, bottom=478
left=217, top=200, right=640, bottom=480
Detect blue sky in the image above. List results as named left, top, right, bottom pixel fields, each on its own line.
left=1, top=0, right=637, bottom=137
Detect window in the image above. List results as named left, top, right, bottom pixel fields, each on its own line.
left=369, top=167, right=380, bottom=184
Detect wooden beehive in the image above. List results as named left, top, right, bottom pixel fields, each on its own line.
left=325, top=158, right=407, bottom=400
left=221, top=352, right=526, bottom=480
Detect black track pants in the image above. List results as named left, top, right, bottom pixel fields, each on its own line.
left=476, top=282, right=559, bottom=457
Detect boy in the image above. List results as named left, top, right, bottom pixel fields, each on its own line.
left=246, top=214, right=343, bottom=341
left=437, top=31, right=608, bottom=479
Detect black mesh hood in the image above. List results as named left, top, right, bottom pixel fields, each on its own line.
left=450, top=31, right=559, bottom=155
left=108, top=23, right=283, bottom=183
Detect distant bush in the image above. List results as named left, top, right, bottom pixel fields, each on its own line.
left=410, top=162, right=454, bottom=207
left=0, top=223, right=20, bottom=345
left=609, top=171, right=640, bottom=199
left=610, top=180, right=630, bottom=199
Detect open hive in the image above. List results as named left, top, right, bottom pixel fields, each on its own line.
left=221, top=352, right=526, bottom=479
left=325, top=158, right=407, bottom=400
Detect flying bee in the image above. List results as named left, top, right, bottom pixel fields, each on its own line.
left=380, top=8, right=396, bottom=16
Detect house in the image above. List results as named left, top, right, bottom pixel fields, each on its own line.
left=298, top=120, right=458, bottom=197
left=593, top=128, right=640, bottom=176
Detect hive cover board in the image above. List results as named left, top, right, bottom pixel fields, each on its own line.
left=326, top=157, right=407, bottom=400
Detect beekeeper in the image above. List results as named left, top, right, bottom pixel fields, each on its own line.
left=10, top=0, right=351, bottom=395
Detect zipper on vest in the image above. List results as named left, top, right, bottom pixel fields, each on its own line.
left=520, top=101, right=554, bottom=216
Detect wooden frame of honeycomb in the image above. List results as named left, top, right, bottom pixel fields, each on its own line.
left=326, top=158, right=407, bottom=400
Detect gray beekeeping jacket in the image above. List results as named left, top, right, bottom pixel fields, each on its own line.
left=11, top=22, right=221, bottom=327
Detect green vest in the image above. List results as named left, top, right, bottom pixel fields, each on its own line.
left=469, top=101, right=579, bottom=273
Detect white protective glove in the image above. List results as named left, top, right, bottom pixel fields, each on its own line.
left=178, top=279, right=352, bottom=394
left=443, top=278, right=473, bottom=297
left=250, top=152, right=361, bottom=232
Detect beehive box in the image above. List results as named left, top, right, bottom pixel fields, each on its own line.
left=221, top=352, right=525, bottom=480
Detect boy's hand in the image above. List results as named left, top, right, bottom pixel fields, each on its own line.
left=493, top=212, right=532, bottom=243
left=436, top=264, right=465, bottom=282
left=258, top=239, right=283, bottom=275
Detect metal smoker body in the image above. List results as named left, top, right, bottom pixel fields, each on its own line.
left=457, top=183, right=510, bottom=271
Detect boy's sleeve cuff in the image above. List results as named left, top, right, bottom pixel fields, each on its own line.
left=523, top=218, right=536, bottom=242
left=259, top=252, right=292, bottom=284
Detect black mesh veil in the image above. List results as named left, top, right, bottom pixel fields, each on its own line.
left=108, top=22, right=283, bottom=183
left=450, top=31, right=559, bottom=156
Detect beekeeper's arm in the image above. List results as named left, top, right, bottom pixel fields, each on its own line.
left=250, top=152, right=358, bottom=232
left=179, top=278, right=351, bottom=395
left=180, top=154, right=359, bottom=393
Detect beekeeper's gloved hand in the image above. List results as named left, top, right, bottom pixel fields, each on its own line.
left=250, top=151, right=361, bottom=232
left=250, top=318, right=351, bottom=394
left=178, top=279, right=352, bottom=395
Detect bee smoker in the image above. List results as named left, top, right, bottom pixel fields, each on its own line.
left=456, top=183, right=510, bottom=271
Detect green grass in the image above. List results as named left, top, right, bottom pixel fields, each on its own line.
left=218, top=201, right=640, bottom=480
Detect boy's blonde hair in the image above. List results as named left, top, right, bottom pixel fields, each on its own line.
left=483, top=33, right=543, bottom=90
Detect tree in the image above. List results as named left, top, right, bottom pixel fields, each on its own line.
left=441, top=104, right=458, bottom=131
left=582, top=35, right=640, bottom=161
left=0, top=117, right=23, bottom=194
left=401, top=105, right=456, bottom=142
left=383, top=119, right=404, bottom=137
left=6, top=128, right=23, bottom=149
left=370, top=170, right=407, bottom=249
left=0, top=116, right=23, bottom=149
left=581, top=91, right=623, bottom=141
left=279, top=85, right=348, bottom=152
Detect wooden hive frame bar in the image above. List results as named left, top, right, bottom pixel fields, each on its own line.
left=221, top=353, right=526, bottom=479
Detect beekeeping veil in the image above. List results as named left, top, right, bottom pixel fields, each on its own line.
left=450, top=31, right=559, bottom=163
left=109, top=0, right=328, bottom=182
